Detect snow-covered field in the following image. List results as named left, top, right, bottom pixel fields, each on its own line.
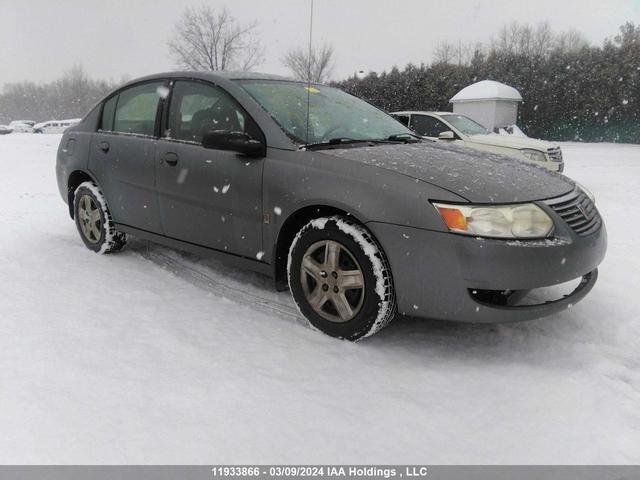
left=0, top=134, right=638, bottom=464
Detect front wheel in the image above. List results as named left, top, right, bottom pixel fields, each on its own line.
left=288, top=216, right=396, bottom=341
left=73, top=181, right=127, bottom=254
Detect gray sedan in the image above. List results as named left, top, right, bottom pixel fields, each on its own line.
left=55, top=72, right=606, bottom=340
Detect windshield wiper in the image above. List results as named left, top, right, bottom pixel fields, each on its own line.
left=301, top=138, right=374, bottom=150
left=301, top=133, right=423, bottom=150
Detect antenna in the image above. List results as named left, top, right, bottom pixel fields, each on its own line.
left=305, top=0, right=314, bottom=144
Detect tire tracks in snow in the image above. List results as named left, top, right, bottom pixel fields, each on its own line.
left=131, top=241, right=300, bottom=321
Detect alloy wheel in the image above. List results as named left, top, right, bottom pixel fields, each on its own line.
left=77, top=194, right=102, bottom=244
left=300, top=239, right=365, bottom=323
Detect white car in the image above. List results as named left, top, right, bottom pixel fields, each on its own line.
left=8, top=120, right=35, bottom=133
left=0, top=125, right=13, bottom=135
left=391, top=111, right=564, bottom=172
left=33, top=118, right=81, bottom=134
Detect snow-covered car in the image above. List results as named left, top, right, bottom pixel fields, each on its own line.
left=8, top=121, right=35, bottom=133
left=34, top=119, right=80, bottom=134
left=0, top=125, right=13, bottom=135
left=56, top=72, right=606, bottom=340
left=392, top=111, right=564, bottom=172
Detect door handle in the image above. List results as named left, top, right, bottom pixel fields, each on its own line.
left=161, top=152, right=179, bottom=166
left=98, top=141, right=110, bottom=153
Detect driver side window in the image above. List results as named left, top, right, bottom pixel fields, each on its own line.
left=167, top=81, right=259, bottom=144
left=411, top=115, right=450, bottom=138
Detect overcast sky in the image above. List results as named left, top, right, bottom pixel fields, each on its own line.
left=1, top=0, right=639, bottom=88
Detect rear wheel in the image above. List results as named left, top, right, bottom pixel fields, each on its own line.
left=73, top=181, right=126, bottom=254
left=288, top=216, right=396, bottom=341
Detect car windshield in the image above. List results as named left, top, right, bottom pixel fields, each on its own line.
left=238, top=80, right=413, bottom=145
left=442, top=114, right=489, bottom=135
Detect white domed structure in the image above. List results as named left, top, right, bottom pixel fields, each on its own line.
left=450, top=80, right=523, bottom=132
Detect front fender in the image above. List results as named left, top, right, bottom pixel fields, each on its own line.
left=262, top=148, right=465, bottom=262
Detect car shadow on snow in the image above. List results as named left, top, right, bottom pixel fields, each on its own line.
left=127, top=238, right=597, bottom=365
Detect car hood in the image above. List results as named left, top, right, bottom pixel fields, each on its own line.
left=466, top=133, right=558, bottom=151
left=327, top=142, right=574, bottom=203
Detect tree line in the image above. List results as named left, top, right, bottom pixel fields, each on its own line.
left=334, top=22, right=639, bottom=143
left=0, top=66, right=117, bottom=125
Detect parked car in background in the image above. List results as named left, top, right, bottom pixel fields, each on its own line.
left=34, top=118, right=81, bottom=134
left=0, top=125, right=13, bottom=135
left=9, top=120, right=35, bottom=128
left=392, top=111, right=564, bottom=172
left=8, top=120, right=35, bottom=133
left=56, top=72, right=605, bottom=341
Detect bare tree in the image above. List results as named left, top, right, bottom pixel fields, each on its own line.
left=490, top=21, right=588, bottom=57
left=281, top=43, right=335, bottom=83
left=433, top=41, right=456, bottom=64
left=168, top=6, right=264, bottom=71
left=556, top=29, right=589, bottom=54
left=433, top=40, right=481, bottom=66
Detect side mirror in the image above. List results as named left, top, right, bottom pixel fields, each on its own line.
left=202, top=131, right=264, bottom=157
left=438, top=131, right=455, bottom=140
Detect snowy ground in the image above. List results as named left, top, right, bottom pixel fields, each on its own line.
left=0, top=134, right=639, bottom=464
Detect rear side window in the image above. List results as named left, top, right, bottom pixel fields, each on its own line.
left=101, top=95, right=117, bottom=131
left=411, top=115, right=449, bottom=137
left=113, top=82, right=164, bottom=136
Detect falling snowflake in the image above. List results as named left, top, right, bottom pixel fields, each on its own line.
left=222, top=184, right=230, bottom=194
left=256, top=251, right=265, bottom=260
left=176, top=169, right=188, bottom=184
left=273, top=206, right=282, bottom=216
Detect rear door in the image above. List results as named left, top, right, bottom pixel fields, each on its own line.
left=89, top=80, right=165, bottom=233
left=155, top=79, right=264, bottom=259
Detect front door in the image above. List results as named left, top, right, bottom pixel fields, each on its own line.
left=411, top=114, right=456, bottom=141
left=89, top=81, right=165, bottom=233
left=155, top=80, right=264, bottom=259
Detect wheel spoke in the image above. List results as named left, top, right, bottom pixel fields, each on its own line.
left=337, top=269, right=364, bottom=290
left=302, top=256, right=323, bottom=280
left=332, top=293, right=354, bottom=321
left=90, top=223, right=101, bottom=240
left=90, top=208, right=101, bottom=223
left=324, top=241, right=340, bottom=271
left=307, top=286, right=328, bottom=310
left=83, top=196, right=92, bottom=214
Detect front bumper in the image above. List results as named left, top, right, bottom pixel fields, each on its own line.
left=367, top=219, right=606, bottom=323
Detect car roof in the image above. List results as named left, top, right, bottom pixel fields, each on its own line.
left=122, top=71, right=301, bottom=86
left=391, top=111, right=454, bottom=116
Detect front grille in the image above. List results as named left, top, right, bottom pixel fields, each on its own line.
left=545, top=189, right=601, bottom=236
left=547, top=147, right=563, bottom=162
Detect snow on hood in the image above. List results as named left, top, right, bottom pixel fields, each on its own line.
left=328, top=142, right=574, bottom=204
left=468, top=132, right=558, bottom=151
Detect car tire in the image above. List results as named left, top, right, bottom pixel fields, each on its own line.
left=288, top=216, right=396, bottom=341
left=73, top=181, right=127, bottom=254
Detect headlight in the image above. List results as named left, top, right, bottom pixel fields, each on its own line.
left=520, top=149, right=547, bottom=162
left=574, top=181, right=596, bottom=204
left=433, top=202, right=554, bottom=239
